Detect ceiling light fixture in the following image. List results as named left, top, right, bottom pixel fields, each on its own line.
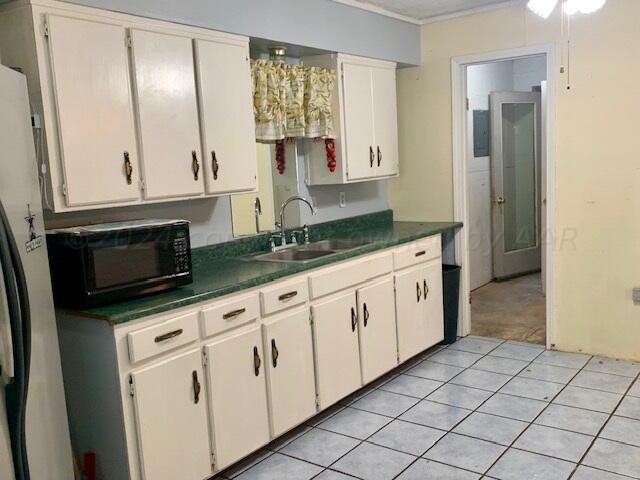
left=563, top=0, right=607, bottom=14
left=527, top=0, right=559, bottom=18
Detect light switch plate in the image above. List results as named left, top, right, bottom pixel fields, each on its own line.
left=633, top=288, right=640, bottom=306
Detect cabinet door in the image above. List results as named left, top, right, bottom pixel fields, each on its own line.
left=194, top=39, right=257, bottom=195
left=130, top=29, right=204, bottom=200
left=131, top=349, right=211, bottom=480
left=422, top=261, right=445, bottom=347
left=371, top=66, right=399, bottom=177
left=262, top=308, right=316, bottom=437
left=205, top=326, right=270, bottom=470
left=311, top=291, right=361, bottom=409
left=46, top=15, right=140, bottom=207
left=357, top=277, right=398, bottom=383
left=394, top=266, right=426, bottom=363
left=341, top=62, right=376, bottom=181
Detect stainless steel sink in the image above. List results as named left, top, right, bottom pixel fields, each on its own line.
left=249, top=238, right=372, bottom=264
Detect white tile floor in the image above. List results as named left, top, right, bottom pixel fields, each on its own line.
left=217, top=336, right=640, bottom=480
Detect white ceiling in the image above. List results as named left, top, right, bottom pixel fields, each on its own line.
left=335, top=0, right=523, bottom=22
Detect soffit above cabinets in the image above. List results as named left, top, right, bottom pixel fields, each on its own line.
left=332, top=0, right=526, bottom=23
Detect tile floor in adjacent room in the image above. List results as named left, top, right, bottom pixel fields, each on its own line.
left=217, top=336, right=640, bottom=480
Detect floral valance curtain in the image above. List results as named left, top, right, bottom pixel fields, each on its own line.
left=251, top=60, right=336, bottom=142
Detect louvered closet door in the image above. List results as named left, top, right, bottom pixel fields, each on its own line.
left=194, top=39, right=257, bottom=195
left=130, top=29, right=204, bottom=200
left=46, top=15, right=140, bottom=207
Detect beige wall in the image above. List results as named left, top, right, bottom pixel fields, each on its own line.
left=389, top=1, right=640, bottom=360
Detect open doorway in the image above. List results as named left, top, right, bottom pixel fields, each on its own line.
left=464, top=55, right=548, bottom=345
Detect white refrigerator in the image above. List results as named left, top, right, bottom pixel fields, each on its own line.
left=0, top=65, right=74, bottom=478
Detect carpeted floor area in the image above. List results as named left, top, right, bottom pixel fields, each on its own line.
left=470, top=273, right=546, bottom=345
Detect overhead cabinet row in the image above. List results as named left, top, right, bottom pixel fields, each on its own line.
left=0, top=9, right=257, bottom=211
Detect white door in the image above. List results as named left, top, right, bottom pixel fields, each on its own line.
left=194, top=39, right=257, bottom=195
left=394, top=267, right=426, bottom=362
left=357, top=278, right=398, bottom=383
left=422, top=261, right=445, bottom=347
left=311, top=291, right=361, bottom=409
left=131, top=349, right=212, bottom=480
left=130, top=29, right=204, bottom=200
left=46, top=15, right=140, bottom=207
left=371, top=66, right=399, bottom=177
left=490, top=91, right=542, bottom=279
left=341, top=62, right=376, bottom=181
left=262, top=308, right=316, bottom=437
left=205, top=326, right=270, bottom=471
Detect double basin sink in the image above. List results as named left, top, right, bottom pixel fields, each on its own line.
left=249, top=239, right=372, bottom=264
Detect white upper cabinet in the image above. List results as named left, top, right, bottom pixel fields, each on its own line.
left=129, top=29, right=204, bottom=200
left=45, top=15, right=140, bottom=207
left=302, top=54, right=399, bottom=185
left=194, top=39, right=257, bottom=195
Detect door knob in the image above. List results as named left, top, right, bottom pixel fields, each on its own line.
left=495, top=196, right=506, bottom=205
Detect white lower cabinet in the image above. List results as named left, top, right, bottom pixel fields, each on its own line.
left=130, top=349, right=212, bottom=480
left=311, top=291, right=362, bottom=409
left=357, top=277, right=398, bottom=383
left=395, top=259, right=444, bottom=362
left=262, top=308, right=317, bottom=437
left=205, top=326, right=270, bottom=471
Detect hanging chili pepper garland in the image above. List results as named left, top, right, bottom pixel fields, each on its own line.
left=325, top=139, right=336, bottom=172
left=275, top=140, right=286, bottom=174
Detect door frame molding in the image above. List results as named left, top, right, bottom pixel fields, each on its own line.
left=451, top=44, right=557, bottom=348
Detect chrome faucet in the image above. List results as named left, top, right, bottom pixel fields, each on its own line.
left=270, top=195, right=316, bottom=251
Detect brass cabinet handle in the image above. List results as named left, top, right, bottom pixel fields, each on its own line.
left=414, top=250, right=426, bottom=257
left=363, top=303, right=369, bottom=327
left=278, top=291, right=298, bottom=302
left=211, top=150, right=219, bottom=180
left=222, top=308, right=246, bottom=320
left=123, top=151, right=133, bottom=185
left=424, top=280, right=429, bottom=300
left=253, top=346, right=261, bottom=376
left=416, top=282, right=422, bottom=303
left=154, top=328, right=183, bottom=343
left=271, top=339, right=279, bottom=368
left=369, top=146, right=374, bottom=168
left=350, top=307, right=357, bottom=332
left=192, top=150, right=200, bottom=181
left=192, top=370, right=201, bottom=404
left=377, top=146, right=382, bottom=167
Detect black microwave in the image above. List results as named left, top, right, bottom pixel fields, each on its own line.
left=46, top=220, right=192, bottom=308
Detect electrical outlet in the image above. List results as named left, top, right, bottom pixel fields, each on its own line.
left=339, top=192, right=346, bottom=208
left=633, top=288, right=640, bottom=306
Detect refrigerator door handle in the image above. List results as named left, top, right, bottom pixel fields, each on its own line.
left=0, top=258, right=14, bottom=381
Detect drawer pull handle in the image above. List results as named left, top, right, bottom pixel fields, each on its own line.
left=350, top=307, right=357, bottom=332
left=416, top=282, right=422, bottom=303
left=253, top=346, right=261, bottom=376
left=192, top=370, right=201, bottom=404
left=363, top=303, right=369, bottom=327
left=424, top=280, right=429, bottom=300
left=278, top=291, right=298, bottom=302
left=154, top=329, right=183, bottom=343
left=271, top=339, right=279, bottom=368
left=223, top=308, right=246, bottom=320
left=414, top=250, right=426, bottom=257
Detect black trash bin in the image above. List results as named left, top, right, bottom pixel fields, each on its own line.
left=441, top=264, right=461, bottom=345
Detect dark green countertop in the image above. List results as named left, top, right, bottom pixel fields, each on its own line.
left=61, top=212, right=461, bottom=325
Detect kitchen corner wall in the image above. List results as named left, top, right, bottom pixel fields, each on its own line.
left=389, top=0, right=640, bottom=361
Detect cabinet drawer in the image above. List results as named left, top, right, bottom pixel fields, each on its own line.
left=260, top=278, right=309, bottom=316
left=201, top=293, right=259, bottom=339
left=309, top=252, right=392, bottom=299
left=128, top=311, right=199, bottom=364
left=393, top=235, right=441, bottom=271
